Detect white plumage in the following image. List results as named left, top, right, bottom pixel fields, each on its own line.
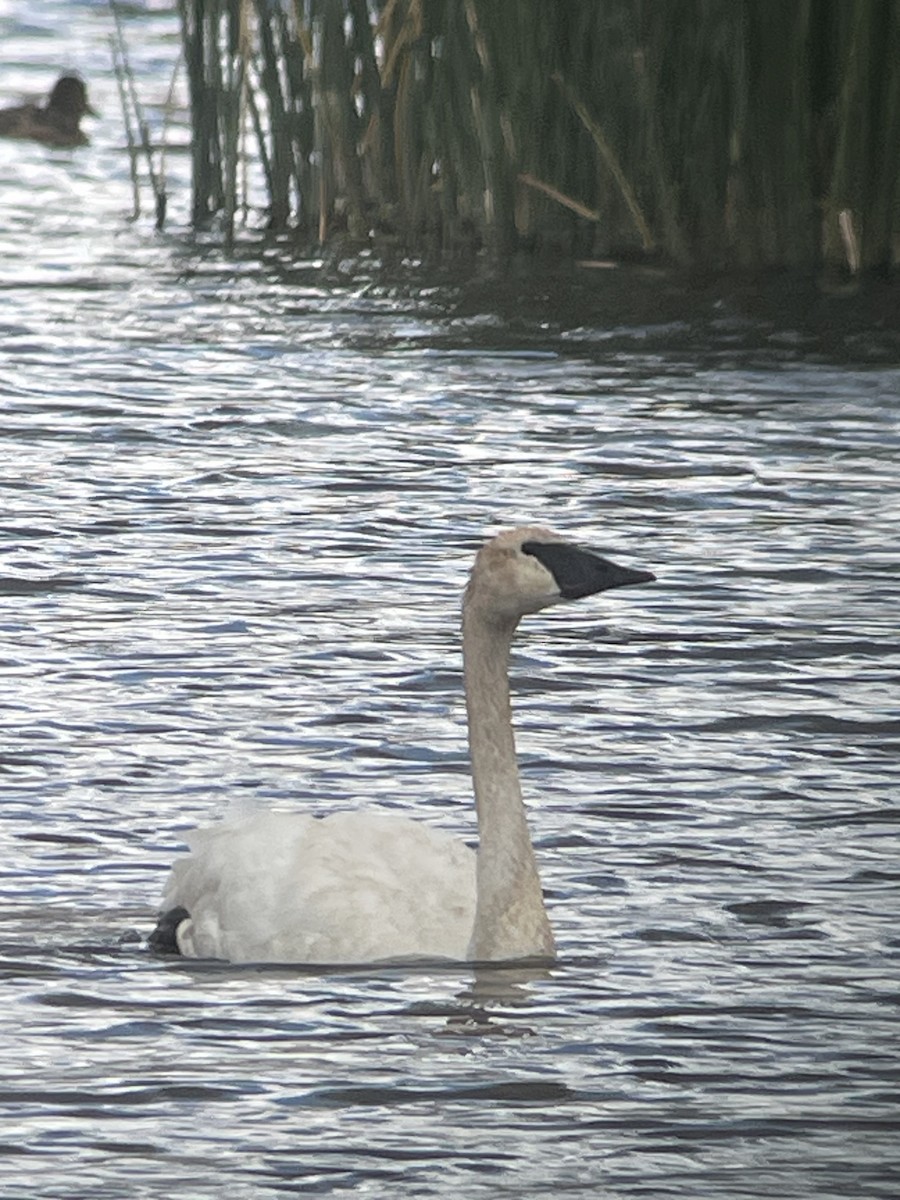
left=167, top=810, right=476, bottom=963
left=153, top=526, right=653, bottom=965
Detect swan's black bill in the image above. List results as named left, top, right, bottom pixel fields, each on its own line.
left=522, top=540, right=655, bottom=600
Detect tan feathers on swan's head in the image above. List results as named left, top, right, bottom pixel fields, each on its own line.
left=464, top=526, right=568, bottom=624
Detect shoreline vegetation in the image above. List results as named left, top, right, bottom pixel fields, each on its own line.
left=138, top=1, right=899, bottom=276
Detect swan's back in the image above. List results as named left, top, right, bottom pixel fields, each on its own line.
left=164, top=810, right=476, bottom=963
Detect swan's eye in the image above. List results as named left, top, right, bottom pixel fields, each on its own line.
left=521, top=540, right=568, bottom=576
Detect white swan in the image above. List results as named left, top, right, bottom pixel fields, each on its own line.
left=150, top=526, right=654, bottom=964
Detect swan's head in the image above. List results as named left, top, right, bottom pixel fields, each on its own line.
left=465, top=526, right=655, bottom=626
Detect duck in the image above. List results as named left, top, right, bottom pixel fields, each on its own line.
left=0, top=74, right=97, bottom=147
left=150, top=526, right=655, bottom=965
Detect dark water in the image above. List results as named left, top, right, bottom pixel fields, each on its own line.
left=1, top=6, right=899, bottom=1198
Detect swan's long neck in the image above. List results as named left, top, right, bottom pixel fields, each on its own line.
left=463, top=607, right=555, bottom=962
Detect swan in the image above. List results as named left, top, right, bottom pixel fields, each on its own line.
left=150, top=526, right=654, bottom=965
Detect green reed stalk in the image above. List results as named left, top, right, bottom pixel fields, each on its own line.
left=171, top=0, right=896, bottom=271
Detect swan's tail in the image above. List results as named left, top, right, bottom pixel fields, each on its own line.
left=148, top=906, right=190, bottom=954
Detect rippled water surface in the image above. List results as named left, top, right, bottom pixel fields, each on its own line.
left=1, top=6, right=899, bottom=1198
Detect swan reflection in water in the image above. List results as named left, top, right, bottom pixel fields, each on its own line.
left=150, top=527, right=654, bottom=967
left=441, top=964, right=559, bottom=1038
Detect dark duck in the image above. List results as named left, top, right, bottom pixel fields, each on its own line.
left=0, top=75, right=97, bottom=147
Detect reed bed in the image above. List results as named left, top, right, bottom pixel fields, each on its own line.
left=176, top=0, right=900, bottom=272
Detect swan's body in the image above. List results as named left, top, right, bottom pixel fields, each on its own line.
left=152, top=526, right=653, bottom=965
left=164, top=810, right=476, bottom=962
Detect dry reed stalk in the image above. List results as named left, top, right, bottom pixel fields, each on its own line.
left=110, top=0, right=167, bottom=229
left=552, top=70, right=654, bottom=254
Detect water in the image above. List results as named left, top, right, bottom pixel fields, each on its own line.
left=1, top=6, right=899, bottom=1198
